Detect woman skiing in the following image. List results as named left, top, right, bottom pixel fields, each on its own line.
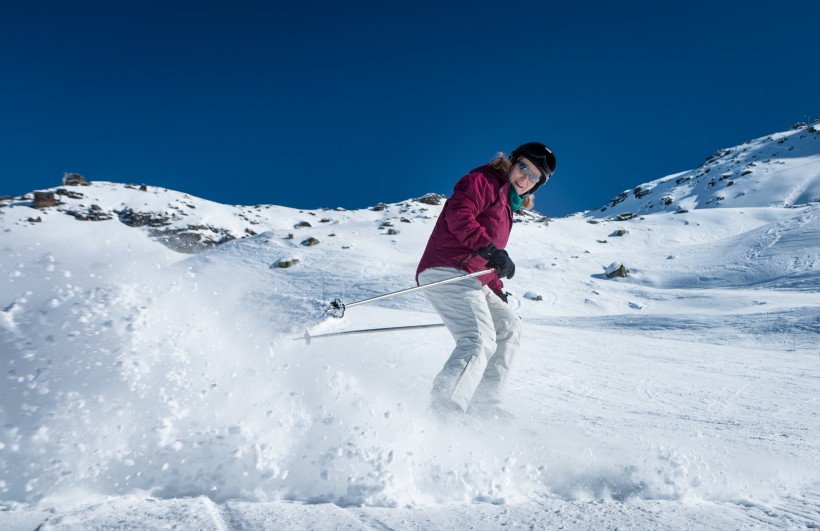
left=416, top=142, right=556, bottom=419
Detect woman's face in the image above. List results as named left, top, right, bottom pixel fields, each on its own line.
left=509, top=157, right=542, bottom=195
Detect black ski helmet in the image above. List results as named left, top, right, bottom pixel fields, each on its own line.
left=510, top=142, right=556, bottom=196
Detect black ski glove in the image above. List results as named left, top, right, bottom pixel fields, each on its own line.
left=477, top=243, right=516, bottom=279
left=496, top=291, right=510, bottom=303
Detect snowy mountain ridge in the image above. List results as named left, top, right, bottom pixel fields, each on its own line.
left=597, top=122, right=819, bottom=217
left=1, top=124, right=817, bottom=256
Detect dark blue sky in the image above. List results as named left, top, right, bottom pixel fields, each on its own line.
left=2, top=1, right=818, bottom=216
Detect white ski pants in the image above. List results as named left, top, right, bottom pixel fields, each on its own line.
left=418, top=267, right=521, bottom=412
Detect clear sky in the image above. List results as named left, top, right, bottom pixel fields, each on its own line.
left=2, top=1, right=818, bottom=216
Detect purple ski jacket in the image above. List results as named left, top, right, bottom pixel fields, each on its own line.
left=416, top=164, right=512, bottom=296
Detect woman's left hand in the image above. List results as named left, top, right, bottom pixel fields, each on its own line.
left=486, top=249, right=515, bottom=279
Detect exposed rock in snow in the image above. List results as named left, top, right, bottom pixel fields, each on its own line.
left=62, top=172, right=90, bottom=186
left=605, top=262, right=629, bottom=278
left=32, top=191, right=57, bottom=208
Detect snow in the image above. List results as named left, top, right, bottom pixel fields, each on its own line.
left=1, top=125, right=819, bottom=528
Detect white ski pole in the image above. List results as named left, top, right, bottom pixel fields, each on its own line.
left=295, top=323, right=447, bottom=344
left=328, top=268, right=495, bottom=317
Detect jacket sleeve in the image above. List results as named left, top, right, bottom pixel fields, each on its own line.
left=488, top=275, right=505, bottom=296
left=443, top=172, right=495, bottom=251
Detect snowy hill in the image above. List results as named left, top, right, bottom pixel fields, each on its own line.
left=1, top=126, right=819, bottom=529
left=597, top=122, right=820, bottom=217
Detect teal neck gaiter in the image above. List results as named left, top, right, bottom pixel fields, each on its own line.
left=509, top=187, right=524, bottom=212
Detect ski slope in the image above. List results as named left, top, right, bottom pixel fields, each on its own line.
left=1, top=126, right=819, bottom=529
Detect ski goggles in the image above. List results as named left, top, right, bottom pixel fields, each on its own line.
left=517, top=161, right=544, bottom=184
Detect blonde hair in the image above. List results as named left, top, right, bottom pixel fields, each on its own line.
left=490, top=152, right=535, bottom=210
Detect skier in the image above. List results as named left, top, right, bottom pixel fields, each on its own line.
left=416, top=142, right=556, bottom=419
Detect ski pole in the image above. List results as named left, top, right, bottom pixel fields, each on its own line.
left=295, top=323, right=447, bottom=345
left=327, top=268, right=495, bottom=318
